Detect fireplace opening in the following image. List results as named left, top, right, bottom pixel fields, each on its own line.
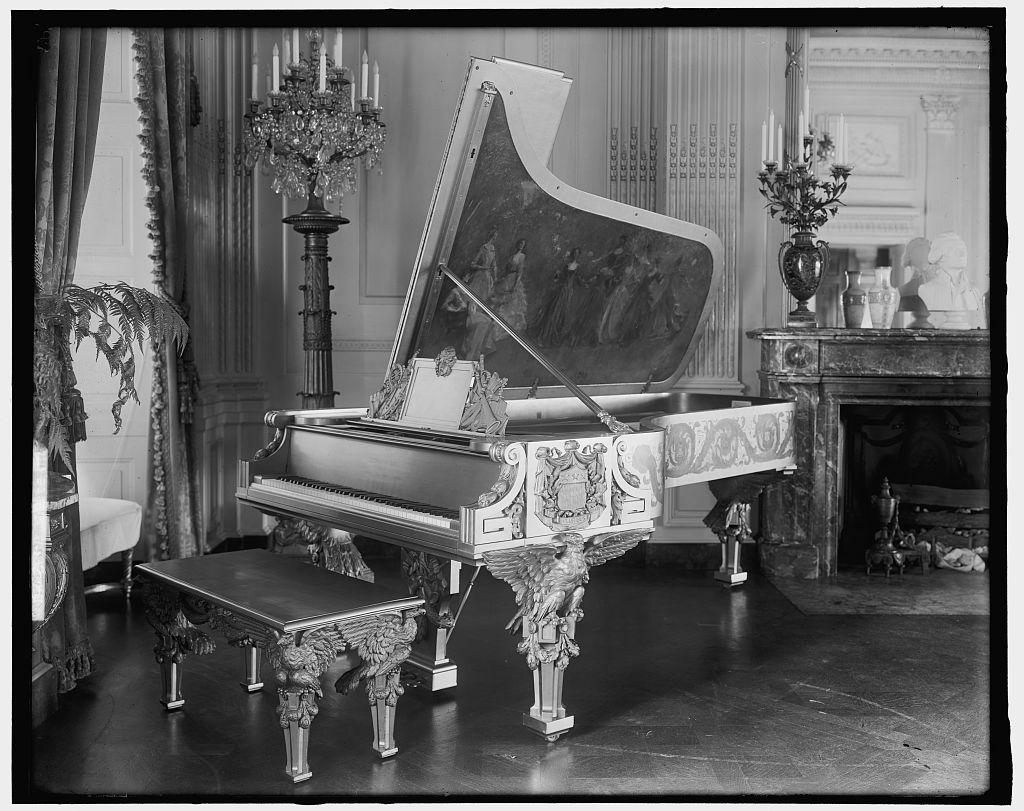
left=837, top=405, right=991, bottom=568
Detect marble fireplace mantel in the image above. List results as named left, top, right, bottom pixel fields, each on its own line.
left=747, top=328, right=991, bottom=579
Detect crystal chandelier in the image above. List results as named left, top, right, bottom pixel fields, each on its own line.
left=244, top=27, right=386, bottom=206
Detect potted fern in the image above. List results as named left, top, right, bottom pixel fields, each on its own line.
left=33, top=282, right=188, bottom=467
left=32, top=281, right=187, bottom=625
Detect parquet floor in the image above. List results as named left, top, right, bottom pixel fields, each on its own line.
left=28, top=555, right=1001, bottom=800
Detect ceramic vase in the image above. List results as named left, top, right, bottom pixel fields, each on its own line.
left=842, top=269, right=867, bottom=328
left=778, top=231, right=830, bottom=327
left=867, top=266, right=900, bottom=328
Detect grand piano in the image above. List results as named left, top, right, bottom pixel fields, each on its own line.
left=238, top=56, right=796, bottom=741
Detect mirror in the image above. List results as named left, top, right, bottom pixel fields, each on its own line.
left=805, top=26, right=990, bottom=327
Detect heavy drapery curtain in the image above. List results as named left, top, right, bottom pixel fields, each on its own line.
left=132, top=29, right=204, bottom=561
left=34, top=26, right=107, bottom=691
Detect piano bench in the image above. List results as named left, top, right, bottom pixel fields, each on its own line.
left=135, top=549, right=425, bottom=783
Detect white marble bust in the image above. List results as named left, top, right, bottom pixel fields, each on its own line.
left=918, top=232, right=982, bottom=324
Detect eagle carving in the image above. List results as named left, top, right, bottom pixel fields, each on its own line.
left=334, top=609, right=423, bottom=704
left=483, top=529, right=650, bottom=634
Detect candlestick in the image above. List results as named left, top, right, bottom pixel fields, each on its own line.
left=333, top=28, right=343, bottom=67
left=292, top=28, right=300, bottom=63
left=372, top=60, right=379, bottom=107
left=272, top=43, right=279, bottom=92
left=360, top=50, right=368, bottom=99
left=768, top=110, right=774, bottom=165
left=319, top=46, right=327, bottom=92
left=839, top=114, right=845, bottom=164
left=761, top=120, right=767, bottom=164
left=777, top=124, right=783, bottom=165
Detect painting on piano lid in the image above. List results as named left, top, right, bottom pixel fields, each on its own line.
left=415, top=92, right=720, bottom=392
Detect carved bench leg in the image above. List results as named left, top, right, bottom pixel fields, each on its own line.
left=140, top=581, right=215, bottom=711
left=158, top=658, right=186, bottom=710
left=400, top=550, right=459, bottom=690
left=368, top=672, right=400, bottom=758
left=278, top=689, right=315, bottom=783
left=240, top=643, right=263, bottom=693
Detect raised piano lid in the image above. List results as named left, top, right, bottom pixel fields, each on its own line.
left=388, top=56, right=724, bottom=401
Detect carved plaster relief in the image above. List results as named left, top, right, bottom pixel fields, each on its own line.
left=845, top=118, right=908, bottom=177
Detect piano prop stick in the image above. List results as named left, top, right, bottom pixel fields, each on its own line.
left=237, top=57, right=797, bottom=744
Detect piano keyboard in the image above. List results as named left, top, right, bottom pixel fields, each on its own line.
left=251, top=475, right=460, bottom=530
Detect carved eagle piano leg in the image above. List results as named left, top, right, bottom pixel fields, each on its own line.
left=484, top=529, right=651, bottom=741
left=399, top=550, right=459, bottom=690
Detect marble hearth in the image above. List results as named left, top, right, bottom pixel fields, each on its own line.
left=748, top=328, right=991, bottom=579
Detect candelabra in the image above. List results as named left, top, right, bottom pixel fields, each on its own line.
left=244, top=28, right=386, bottom=408
left=757, top=131, right=853, bottom=327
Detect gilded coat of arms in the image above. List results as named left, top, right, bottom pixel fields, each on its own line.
left=534, top=440, right=608, bottom=531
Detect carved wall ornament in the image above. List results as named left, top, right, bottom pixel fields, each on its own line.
left=810, top=39, right=989, bottom=89
left=785, top=41, right=804, bottom=77
left=459, top=358, right=509, bottom=435
left=920, top=94, right=961, bottom=131
left=533, top=440, right=608, bottom=531
left=367, top=363, right=412, bottom=421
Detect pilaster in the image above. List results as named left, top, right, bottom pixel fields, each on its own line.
left=920, top=93, right=962, bottom=235
left=190, top=28, right=268, bottom=544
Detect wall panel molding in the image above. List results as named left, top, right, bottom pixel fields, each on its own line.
left=665, top=27, right=743, bottom=392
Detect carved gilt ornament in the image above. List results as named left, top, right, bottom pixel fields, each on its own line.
left=534, top=439, right=608, bottom=532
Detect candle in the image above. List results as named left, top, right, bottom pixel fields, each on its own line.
left=350, top=79, right=355, bottom=111
left=803, top=85, right=810, bottom=126
left=282, top=38, right=290, bottom=73
left=768, top=110, right=774, bottom=163
left=265, top=71, right=271, bottom=95
left=372, top=60, right=379, bottom=107
left=777, top=124, right=783, bottom=164
left=334, top=28, right=343, bottom=67
left=839, top=113, right=846, bottom=163
left=251, top=59, right=258, bottom=100
left=761, top=120, right=767, bottom=164
left=798, top=112, right=805, bottom=151
left=272, top=43, right=279, bottom=92
left=292, top=28, right=300, bottom=63
left=319, top=45, right=327, bottom=92
left=360, top=50, right=368, bottom=99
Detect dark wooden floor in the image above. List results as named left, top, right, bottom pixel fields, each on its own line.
left=29, top=556, right=996, bottom=799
